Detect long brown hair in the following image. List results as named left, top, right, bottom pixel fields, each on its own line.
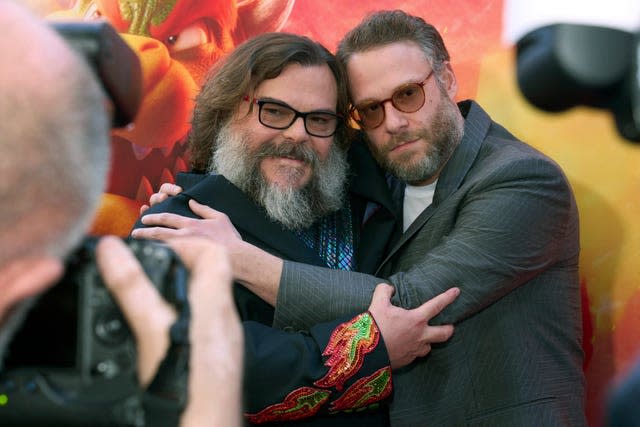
left=189, top=32, right=350, bottom=172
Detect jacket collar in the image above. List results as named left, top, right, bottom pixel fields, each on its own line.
left=180, top=173, right=327, bottom=268
left=376, top=100, right=492, bottom=271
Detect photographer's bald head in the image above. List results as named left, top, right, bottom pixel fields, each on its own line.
left=0, top=0, right=110, bottom=351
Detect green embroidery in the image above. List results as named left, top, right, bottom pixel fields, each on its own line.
left=280, top=389, right=331, bottom=415
left=347, top=313, right=375, bottom=361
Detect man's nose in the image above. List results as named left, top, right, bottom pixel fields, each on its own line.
left=281, top=116, right=309, bottom=141
left=382, top=102, right=409, bottom=133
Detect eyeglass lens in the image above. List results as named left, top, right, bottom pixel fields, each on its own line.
left=258, top=101, right=339, bottom=137
left=353, top=81, right=427, bottom=130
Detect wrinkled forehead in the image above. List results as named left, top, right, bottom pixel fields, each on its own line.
left=253, top=63, right=339, bottom=112
left=347, top=41, right=430, bottom=104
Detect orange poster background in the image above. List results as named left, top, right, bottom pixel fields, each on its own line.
left=23, top=1, right=640, bottom=425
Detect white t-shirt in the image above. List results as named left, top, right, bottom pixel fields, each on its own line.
left=403, top=180, right=437, bottom=231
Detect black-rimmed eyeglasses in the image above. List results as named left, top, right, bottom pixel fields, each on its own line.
left=243, top=96, right=342, bottom=138
left=350, top=70, right=434, bottom=130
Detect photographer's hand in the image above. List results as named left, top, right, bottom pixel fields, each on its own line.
left=97, top=235, right=243, bottom=427
left=167, top=237, right=243, bottom=427
left=96, top=236, right=177, bottom=387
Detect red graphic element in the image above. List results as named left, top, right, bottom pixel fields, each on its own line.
left=329, top=366, right=393, bottom=413
left=244, top=386, right=331, bottom=424
left=48, top=0, right=294, bottom=236
left=314, top=312, right=380, bottom=391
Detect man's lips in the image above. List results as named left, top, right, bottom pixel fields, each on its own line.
left=390, top=138, right=420, bottom=153
left=269, top=155, right=308, bottom=166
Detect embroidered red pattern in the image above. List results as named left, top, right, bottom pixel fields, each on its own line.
left=314, top=312, right=380, bottom=391
left=329, top=366, right=393, bottom=413
left=244, top=386, right=331, bottom=424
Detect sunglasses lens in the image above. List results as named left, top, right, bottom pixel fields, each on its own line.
left=352, top=82, right=427, bottom=130
left=353, top=103, right=384, bottom=129
left=392, top=83, right=425, bottom=113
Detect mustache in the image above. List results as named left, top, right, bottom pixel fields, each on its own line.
left=388, top=130, right=427, bottom=148
left=254, top=141, right=317, bottom=164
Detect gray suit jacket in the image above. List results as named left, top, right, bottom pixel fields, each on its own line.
left=274, top=101, right=586, bottom=426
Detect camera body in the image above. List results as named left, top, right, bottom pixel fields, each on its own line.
left=515, top=24, right=640, bottom=142
left=49, top=20, right=142, bottom=128
left=0, top=237, right=188, bottom=426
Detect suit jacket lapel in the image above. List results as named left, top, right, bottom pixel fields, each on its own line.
left=179, top=174, right=327, bottom=268
left=375, top=101, right=491, bottom=275
left=347, top=135, right=401, bottom=273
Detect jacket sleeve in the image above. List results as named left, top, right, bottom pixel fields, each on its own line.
left=274, top=155, right=578, bottom=329
left=242, top=314, right=392, bottom=424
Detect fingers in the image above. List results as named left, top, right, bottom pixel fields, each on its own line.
left=139, top=204, right=149, bottom=215
left=159, top=183, right=182, bottom=196
left=188, top=199, right=222, bottom=219
left=167, top=238, right=235, bottom=311
left=97, top=236, right=150, bottom=294
left=140, top=212, right=187, bottom=228
left=147, top=183, right=182, bottom=208
left=424, top=324, right=455, bottom=343
left=368, top=283, right=394, bottom=311
left=177, top=237, right=243, bottom=427
left=416, top=343, right=431, bottom=358
left=415, top=287, right=460, bottom=320
left=167, top=237, right=223, bottom=271
left=131, top=226, right=182, bottom=241
left=187, top=201, right=242, bottom=240
left=132, top=213, right=193, bottom=240
left=148, top=192, right=169, bottom=208
left=96, top=236, right=176, bottom=386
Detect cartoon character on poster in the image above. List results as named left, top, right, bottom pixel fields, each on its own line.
left=47, top=0, right=295, bottom=235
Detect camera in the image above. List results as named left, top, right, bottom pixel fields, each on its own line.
left=0, top=237, right=188, bottom=426
left=50, top=20, right=142, bottom=128
left=515, top=24, right=640, bottom=143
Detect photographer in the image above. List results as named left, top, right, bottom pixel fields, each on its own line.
left=0, top=1, right=242, bottom=426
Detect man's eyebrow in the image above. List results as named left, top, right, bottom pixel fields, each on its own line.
left=256, top=96, right=338, bottom=114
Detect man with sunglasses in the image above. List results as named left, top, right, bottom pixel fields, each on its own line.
left=133, top=31, right=459, bottom=425
left=144, top=11, right=586, bottom=427
left=259, top=10, right=585, bottom=426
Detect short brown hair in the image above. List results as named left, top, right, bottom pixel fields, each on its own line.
left=337, top=10, right=450, bottom=91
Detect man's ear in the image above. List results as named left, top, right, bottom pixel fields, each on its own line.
left=0, top=257, right=64, bottom=322
left=440, top=62, right=459, bottom=101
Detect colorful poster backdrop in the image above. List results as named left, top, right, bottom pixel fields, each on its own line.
left=23, top=1, right=640, bottom=425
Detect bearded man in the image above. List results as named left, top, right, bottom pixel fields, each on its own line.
left=132, top=32, right=459, bottom=426
left=139, top=10, right=585, bottom=426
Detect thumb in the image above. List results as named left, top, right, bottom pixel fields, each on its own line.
left=369, top=283, right=395, bottom=311
left=188, top=198, right=218, bottom=219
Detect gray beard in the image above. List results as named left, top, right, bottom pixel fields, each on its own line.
left=208, top=123, right=348, bottom=230
left=376, top=96, right=463, bottom=184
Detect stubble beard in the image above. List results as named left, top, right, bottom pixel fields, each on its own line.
left=372, top=96, right=464, bottom=185
left=209, top=123, right=348, bottom=230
